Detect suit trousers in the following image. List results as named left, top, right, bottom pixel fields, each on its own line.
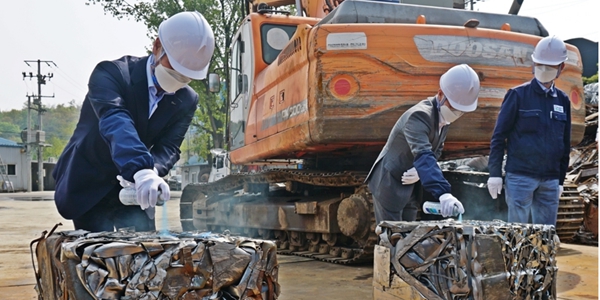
left=373, top=181, right=421, bottom=224
left=72, top=188, right=155, bottom=232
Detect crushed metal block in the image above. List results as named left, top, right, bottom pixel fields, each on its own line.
left=374, top=220, right=558, bottom=300
left=31, top=225, right=279, bottom=300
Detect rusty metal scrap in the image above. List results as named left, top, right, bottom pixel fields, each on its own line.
left=376, top=220, right=558, bottom=300
left=566, top=100, right=598, bottom=245
left=32, top=227, right=279, bottom=300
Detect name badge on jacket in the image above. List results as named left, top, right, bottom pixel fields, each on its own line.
left=553, top=105, right=564, bottom=113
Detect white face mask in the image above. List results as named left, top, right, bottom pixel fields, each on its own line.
left=439, top=98, right=464, bottom=124
left=534, top=65, right=559, bottom=83
left=155, top=64, right=191, bottom=93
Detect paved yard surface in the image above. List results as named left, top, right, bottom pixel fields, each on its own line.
left=0, top=192, right=596, bottom=300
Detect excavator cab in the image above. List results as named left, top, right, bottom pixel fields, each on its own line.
left=228, top=13, right=318, bottom=151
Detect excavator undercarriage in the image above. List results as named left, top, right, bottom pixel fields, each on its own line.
left=180, top=170, right=378, bottom=264
left=180, top=169, right=584, bottom=264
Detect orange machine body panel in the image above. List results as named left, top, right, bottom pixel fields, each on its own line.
left=228, top=3, right=585, bottom=168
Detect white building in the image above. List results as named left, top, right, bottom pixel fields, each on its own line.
left=179, top=155, right=211, bottom=190
left=0, top=138, right=28, bottom=192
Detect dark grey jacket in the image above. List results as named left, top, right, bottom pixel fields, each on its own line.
left=366, top=97, right=451, bottom=202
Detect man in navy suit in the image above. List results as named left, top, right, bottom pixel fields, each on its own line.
left=52, top=11, right=215, bottom=232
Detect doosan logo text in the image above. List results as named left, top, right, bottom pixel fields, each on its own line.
left=414, top=35, right=535, bottom=66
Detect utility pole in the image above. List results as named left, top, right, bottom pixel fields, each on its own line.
left=23, top=59, right=55, bottom=192
left=24, top=95, right=33, bottom=193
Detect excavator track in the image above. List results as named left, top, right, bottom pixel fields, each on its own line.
left=275, top=184, right=379, bottom=265
left=557, top=183, right=586, bottom=242
left=185, top=169, right=367, bottom=201
left=181, top=170, right=585, bottom=264
left=180, top=169, right=377, bottom=264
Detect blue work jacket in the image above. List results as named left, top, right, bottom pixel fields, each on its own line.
left=52, top=56, right=198, bottom=219
left=488, top=78, right=571, bottom=185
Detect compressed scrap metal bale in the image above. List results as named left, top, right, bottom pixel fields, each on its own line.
left=373, top=220, right=558, bottom=300
left=31, top=226, right=279, bottom=300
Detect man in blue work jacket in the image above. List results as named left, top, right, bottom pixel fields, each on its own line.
left=366, top=64, right=480, bottom=223
left=487, top=36, right=571, bottom=226
left=52, top=12, right=215, bottom=232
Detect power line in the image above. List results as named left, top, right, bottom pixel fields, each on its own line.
left=22, top=79, right=34, bottom=95
left=49, top=80, right=82, bottom=101
left=48, top=64, right=88, bottom=93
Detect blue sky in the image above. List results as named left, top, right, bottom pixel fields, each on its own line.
left=2, top=0, right=597, bottom=112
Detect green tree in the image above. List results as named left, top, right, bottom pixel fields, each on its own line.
left=41, top=101, right=81, bottom=160
left=0, top=121, right=21, bottom=142
left=0, top=109, right=27, bottom=132
left=44, top=135, right=68, bottom=160
left=583, top=73, right=598, bottom=85
left=0, top=108, right=28, bottom=143
left=85, top=0, right=246, bottom=160
left=0, top=101, right=81, bottom=160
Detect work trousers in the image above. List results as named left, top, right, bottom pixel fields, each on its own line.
left=504, top=172, right=560, bottom=226
left=72, top=189, right=155, bottom=232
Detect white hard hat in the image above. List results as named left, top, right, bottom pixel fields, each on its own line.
left=439, top=64, right=480, bottom=112
left=531, top=36, right=567, bottom=66
left=158, top=11, right=215, bottom=80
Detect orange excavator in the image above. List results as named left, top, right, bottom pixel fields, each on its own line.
left=180, top=0, right=586, bottom=263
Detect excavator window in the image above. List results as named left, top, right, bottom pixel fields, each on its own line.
left=260, top=24, right=297, bottom=64
left=214, top=156, right=224, bottom=169
left=231, top=38, right=242, bottom=97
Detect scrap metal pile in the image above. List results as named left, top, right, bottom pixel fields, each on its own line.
left=374, top=220, right=558, bottom=300
left=568, top=83, right=598, bottom=245
left=31, top=225, right=279, bottom=300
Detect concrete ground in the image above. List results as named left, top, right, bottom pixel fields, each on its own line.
left=0, top=191, right=597, bottom=300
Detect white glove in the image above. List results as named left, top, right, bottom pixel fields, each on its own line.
left=439, top=193, right=465, bottom=217
left=487, top=177, right=503, bottom=199
left=133, top=169, right=171, bottom=210
left=559, top=185, right=564, bottom=197
left=116, top=175, right=134, bottom=188
left=401, top=167, right=420, bottom=185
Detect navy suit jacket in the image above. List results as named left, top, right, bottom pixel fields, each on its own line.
left=52, top=56, right=198, bottom=219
